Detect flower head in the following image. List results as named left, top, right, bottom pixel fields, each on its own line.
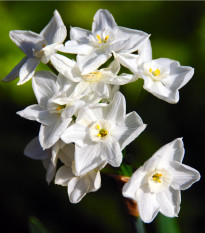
left=122, top=138, right=200, bottom=223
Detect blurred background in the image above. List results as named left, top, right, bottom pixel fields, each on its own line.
left=0, top=1, right=204, bottom=233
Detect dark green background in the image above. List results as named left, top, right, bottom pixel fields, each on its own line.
left=0, top=1, right=204, bottom=233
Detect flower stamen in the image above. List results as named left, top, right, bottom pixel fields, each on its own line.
left=152, top=173, right=162, bottom=183
left=149, top=68, right=160, bottom=77
left=56, top=104, right=66, bottom=111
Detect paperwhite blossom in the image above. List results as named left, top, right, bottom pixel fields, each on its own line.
left=3, top=10, right=66, bottom=85
left=24, top=137, right=65, bottom=184
left=122, top=138, right=200, bottom=223
left=60, top=9, right=149, bottom=74
left=17, top=71, right=84, bottom=149
left=61, top=92, right=146, bottom=175
left=55, top=143, right=106, bottom=203
left=52, top=57, right=134, bottom=99
left=135, top=58, right=194, bottom=103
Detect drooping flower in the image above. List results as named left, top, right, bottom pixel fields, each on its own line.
left=60, top=9, right=150, bottom=74
left=17, top=71, right=84, bottom=149
left=3, top=10, right=67, bottom=85
left=55, top=143, right=106, bottom=203
left=61, top=92, right=146, bottom=175
left=135, top=58, right=194, bottom=103
left=122, top=138, right=200, bottom=223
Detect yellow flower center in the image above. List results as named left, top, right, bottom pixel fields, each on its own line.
left=152, top=173, right=162, bottom=183
left=96, top=35, right=109, bottom=44
left=83, top=71, right=102, bottom=82
left=96, top=125, right=108, bottom=137
left=56, top=104, right=66, bottom=111
left=149, top=68, right=160, bottom=77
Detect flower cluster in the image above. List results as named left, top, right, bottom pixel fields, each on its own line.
left=4, top=9, right=200, bottom=223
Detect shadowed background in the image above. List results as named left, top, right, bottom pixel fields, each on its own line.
left=0, top=1, right=204, bottom=233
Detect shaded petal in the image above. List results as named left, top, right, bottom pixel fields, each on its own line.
left=137, top=189, right=160, bottom=223
left=17, top=104, right=43, bottom=122
left=39, top=116, right=71, bottom=149
left=115, top=111, right=146, bottom=150
left=77, top=50, right=111, bottom=74
left=32, top=71, right=58, bottom=107
left=92, top=9, right=118, bottom=34
left=18, top=57, right=40, bottom=85
left=102, top=139, right=122, bottom=167
left=24, top=137, right=51, bottom=160
left=170, top=161, right=200, bottom=190
left=9, top=30, right=46, bottom=57
left=40, top=10, right=67, bottom=44
left=46, top=161, right=57, bottom=184
left=55, top=166, right=74, bottom=186
left=3, top=57, right=27, bottom=82
left=58, top=143, right=75, bottom=166
left=157, top=188, right=181, bottom=217
left=74, top=144, right=103, bottom=176
left=50, top=54, right=75, bottom=78
left=70, top=27, right=91, bottom=42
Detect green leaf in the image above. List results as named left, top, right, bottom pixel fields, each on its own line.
left=28, top=216, right=49, bottom=233
left=155, top=214, right=181, bottom=233
left=119, top=163, right=133, bottom=177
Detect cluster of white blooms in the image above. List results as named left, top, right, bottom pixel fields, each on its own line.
left=4, top=9, right=200, bottom=223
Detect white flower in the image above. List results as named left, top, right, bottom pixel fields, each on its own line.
left=52, top=58, right=134, bottom=99
left=55, top=143, right=106, bottom=203
left=17, top=71, right=84, bottom=149
left=61, top=92, right=146, bottom=175
left=24, top=137, right=65, bottom=184
left=3, top=10, right=66, bottom=85
left=136, top=58, right=194, bottom=103
left=60, top=9, right=149, bottom=74
left=122, top=138, right=200, bottom=223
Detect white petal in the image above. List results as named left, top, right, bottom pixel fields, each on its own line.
left=115, top=111, right=147, bottom=150
left=74, top=144, right=103, bottom=176
left=102, top=139, right=122, bottom=167
left=9, top=30, right=46, bottom=57
left=32, top=71, right=58, bottom=107
left=40, top=10, right=66, bottom=44
left=77, top=51, right=111, bottom=74
left=3, top=57, right=27, bottom=82
left=17, top=104, right=43, bottom=122
left=157, top=188, right=181, bottom=217
left=106, top=92, right=125, bottom=124
left=137, top=188, right=160, bottom=223
left=39, top=116, right=71, bottom=149
left=50, top=54, right=75, bottom=78
left=122, top=166, right=145, bottom=200
left=143, top=138, right=184, bottom=171
left=60, top=40, right=93, bottom=54
left=143, top=76, right=179, bottom=104
left=93, top=82, right=110, bottom=98
left=24, top=137, right=51, bottom=160
left=70, top=27, right=91, bottom=42
left=61, top=100, right=85, bottom=120
left=68, top=177, right=88, bottom=203
left=92, top=9, right=118, bottom=34
left=170, top=161, right=200, bottom=190
left=18, top=57, right=40, bottom=85
left=55, top=165, right=74, bottom=186
left=138, top=39, right=152, bottom=65
left=61, top=123, right=88, bottom=147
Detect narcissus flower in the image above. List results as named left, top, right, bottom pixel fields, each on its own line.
left=122, top=138, right=200, bottom=223
left=61, top=92, right=146, bottom=175
left=3, top=10, right=66, bottom=85
left=61, top=9, right=149, bottom=74
left=135, top=58, right=194, bottom=103
left=55, top=143, right=106, bottom=203
left=17, top=71, right=84, bottom=149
